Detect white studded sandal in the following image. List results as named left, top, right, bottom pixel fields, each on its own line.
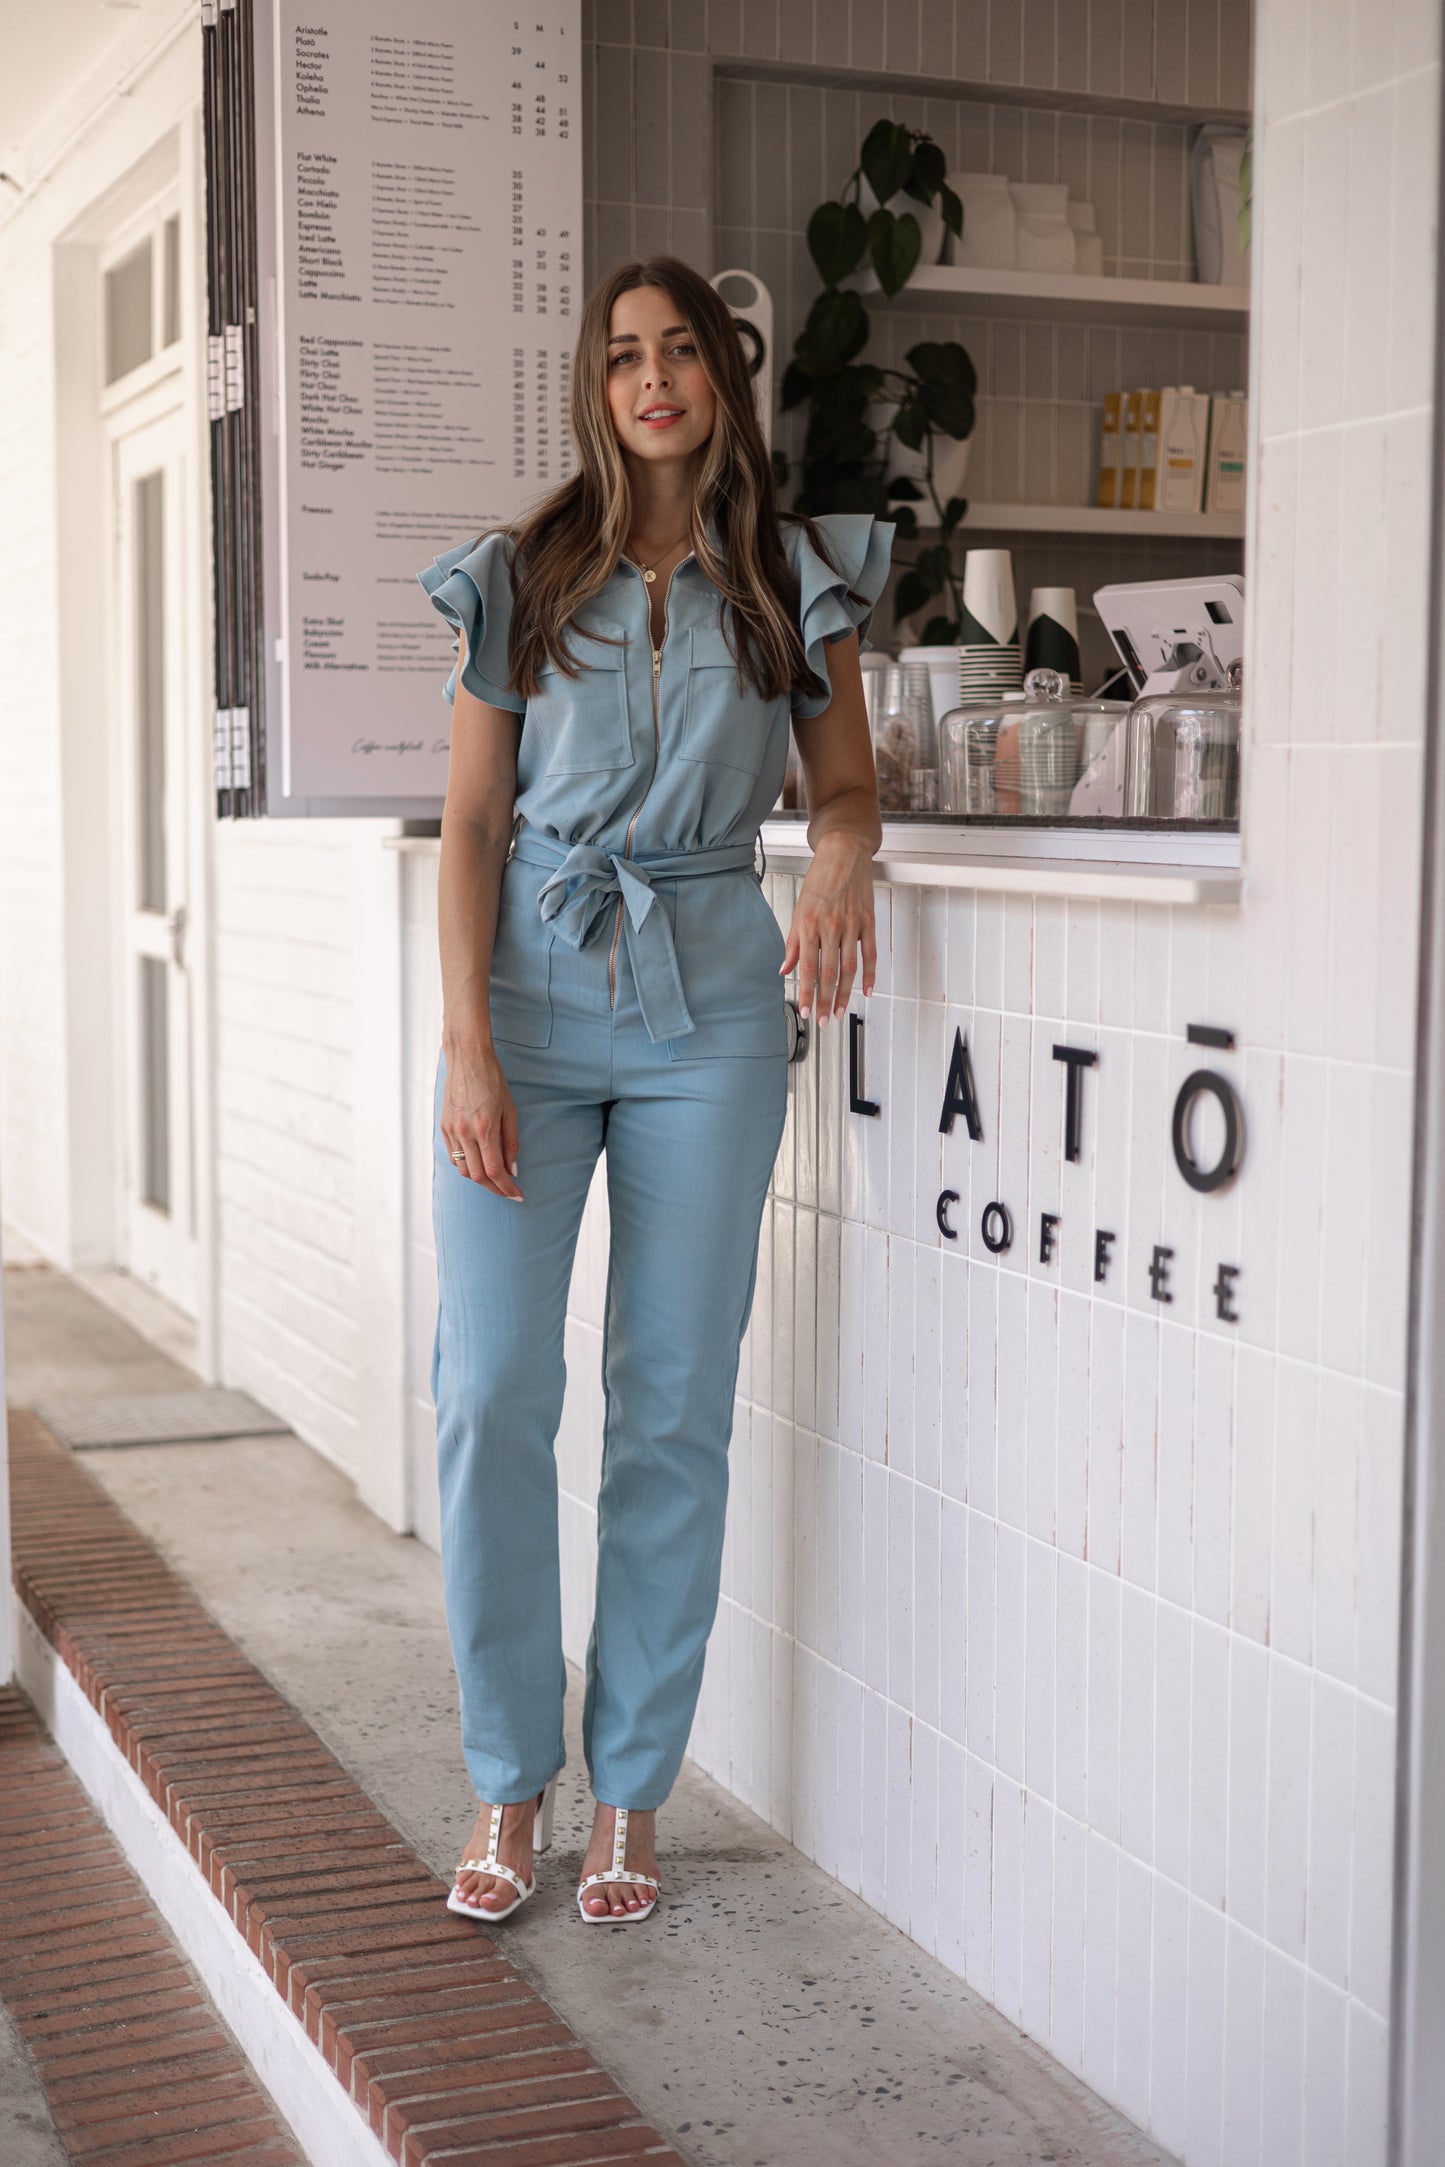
left=576, top=1805, right=662, bottom=1923
left=447, top=1770, right=559, bottom=1922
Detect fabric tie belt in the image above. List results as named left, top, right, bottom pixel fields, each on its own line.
left=510, top=820, right=763, bottom=1045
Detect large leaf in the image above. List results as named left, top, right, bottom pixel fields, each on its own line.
left=780, top=359, right=813, bottom=411
left=885, top=475, right=926, bottom=500
left=860, top=118, right=912, bottom=209
left=892, top=400, right=928, bottom=452
left=913, top=349, right=977, bottom=437
left=905, top=140, right=947, bottom=199
left=794, top=287, right=869, bottom=375
left=892, top=506, right=920, bottom=543
left=920, top=613, right=960, bottom=644
left=941, top=494, right=969, bottom=533
left=807, top=198, right=868, bottom=287
left=938, top=182, right=963, bottom=239
left=809, top=363, right=877, bottom=422
left=915, top=543, right=955, bottom=587
left=894, top=568, right=937, bottom=618
left=906, top=339, right=979, bottom=396
left=922, top=386, right=976, bottom=440
left=805, top=464, right=892, bottom=516
left=806, top=412, right=878, bottom=465
left=868, top=207, right=922, bottom=297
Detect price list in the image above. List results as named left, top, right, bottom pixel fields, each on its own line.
left=274, top=0, right=580, bottom=802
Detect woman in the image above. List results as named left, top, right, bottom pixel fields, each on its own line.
left=418, top=254, right=891, bottom=1925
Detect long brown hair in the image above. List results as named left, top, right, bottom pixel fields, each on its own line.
left=489, top=255, right=860, bottom=704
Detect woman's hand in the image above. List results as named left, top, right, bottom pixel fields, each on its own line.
left=441, top=1038, right=524, bottom=1200
left=780, top=830, right=877, bottom=1022
left=785, top=628, right=882, bottom=1021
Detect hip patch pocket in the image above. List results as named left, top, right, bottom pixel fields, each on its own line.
left=665, top=873, right=788, bottom=1062
left=488, top=898, right=553, bottom=1047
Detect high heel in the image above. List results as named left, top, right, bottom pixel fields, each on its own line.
left=576, top=1805, right=661, bottom=1923
left=448, top=1769, right=560, bottom=1922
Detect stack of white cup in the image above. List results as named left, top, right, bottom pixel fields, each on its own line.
left=957, top=549, right=1022, bottom=700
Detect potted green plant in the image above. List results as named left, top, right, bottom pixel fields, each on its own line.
left=776, top=119, right=979, bottom=643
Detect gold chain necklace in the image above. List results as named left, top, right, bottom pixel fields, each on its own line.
left=627, top=532, right=690, bottom=584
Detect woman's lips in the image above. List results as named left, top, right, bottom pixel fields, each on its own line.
left=638, top=409, right=685, bottom=429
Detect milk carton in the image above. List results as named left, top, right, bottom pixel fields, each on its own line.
left=1204, top=393, right=1247, bottom=513
left=1152, top=386, right=1210, bottom=514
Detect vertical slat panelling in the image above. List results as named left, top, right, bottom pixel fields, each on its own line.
left=532, top=9, right=1436, bottom=2167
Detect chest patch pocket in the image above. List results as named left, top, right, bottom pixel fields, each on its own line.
left=529, top=625, right=635, bottom=773
left=678, top=625, right=775, bottom=778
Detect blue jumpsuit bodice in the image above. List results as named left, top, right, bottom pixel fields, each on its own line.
left=417, top=511, right=895, bottom=1055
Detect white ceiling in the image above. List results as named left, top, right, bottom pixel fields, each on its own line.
left=0, top=0, right=143, bottom=163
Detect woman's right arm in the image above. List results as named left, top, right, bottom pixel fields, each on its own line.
left=437, top=628, right=527, bottom=1200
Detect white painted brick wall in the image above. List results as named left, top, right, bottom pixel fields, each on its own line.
left=211, top=820, right=376, bottom=1479
left=0, top=232, right=67, bottom=1257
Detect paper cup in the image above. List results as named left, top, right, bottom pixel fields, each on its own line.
left=960, top=550, right=1018, bottom=646
left=1025, top=588, right=1082, bottom=689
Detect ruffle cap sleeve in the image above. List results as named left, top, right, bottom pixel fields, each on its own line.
left=787, top=511, right=896, bottom=719
left=416, top=528, right=525, bottom=713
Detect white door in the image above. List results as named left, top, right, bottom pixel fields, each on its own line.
left=113, top=409, right=197, bottom=1311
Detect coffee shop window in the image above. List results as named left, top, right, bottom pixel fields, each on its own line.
left=765, top=116, right=1250, bottom=873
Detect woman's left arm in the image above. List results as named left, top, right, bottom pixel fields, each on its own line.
left=784, top=627, right=884, bottom=1023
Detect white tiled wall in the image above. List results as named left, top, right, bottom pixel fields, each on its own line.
left=548, top=7, right=1435, bottom=2162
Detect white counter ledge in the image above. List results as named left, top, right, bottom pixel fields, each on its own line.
left=759, top=820, right=1242, bottom=906
left=385, top=824, right=1242, bottom=907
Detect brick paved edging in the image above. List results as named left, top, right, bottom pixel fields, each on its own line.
left=7, top=1411, right=686, bottom=2167
left=0, top=1685, right=309, bottom=2167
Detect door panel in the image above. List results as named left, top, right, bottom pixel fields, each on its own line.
left=114, top=411, right=195, bottom=1310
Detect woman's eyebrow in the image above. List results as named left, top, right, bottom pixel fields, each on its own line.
left=607, top=325, right=690, bottom=344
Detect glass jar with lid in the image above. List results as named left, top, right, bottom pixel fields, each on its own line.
left=937, top=669, right=1132, bottom=818
left=873, top=661, right=937, bottom=813
left=1122, top=660, right=1242, bottom=823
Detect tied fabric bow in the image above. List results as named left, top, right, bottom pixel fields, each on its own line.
left=536, top=843, right=695, bottom=1044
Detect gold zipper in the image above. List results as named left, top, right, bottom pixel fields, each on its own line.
left=607, top=555, right=687, bottom=1007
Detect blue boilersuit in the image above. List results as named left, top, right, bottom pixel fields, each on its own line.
left=418, top=510, right=894, bottom=1811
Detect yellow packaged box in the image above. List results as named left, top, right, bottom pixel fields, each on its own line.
left=1097, top=391, right=1123, bottom=508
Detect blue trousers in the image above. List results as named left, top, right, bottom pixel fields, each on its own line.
left=431, top=847, right=788, bottom=1810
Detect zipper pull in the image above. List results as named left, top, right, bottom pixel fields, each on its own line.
left=652, top=649, right=661, bottom=675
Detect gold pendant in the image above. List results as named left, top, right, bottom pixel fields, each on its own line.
left=643, top=567, right=656, bottom=582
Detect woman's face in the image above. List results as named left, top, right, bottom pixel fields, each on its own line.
left=605, top=285, right=716, bottom=471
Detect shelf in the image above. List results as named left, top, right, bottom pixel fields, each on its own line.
left=850, top=263, right=1249, bottom=331
left=714, top=58, right=1250, bottom=134
left=939, top=502, right=1246, bottom=539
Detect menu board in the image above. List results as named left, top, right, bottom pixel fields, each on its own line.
left=268, top=0, right=580, bottom=804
